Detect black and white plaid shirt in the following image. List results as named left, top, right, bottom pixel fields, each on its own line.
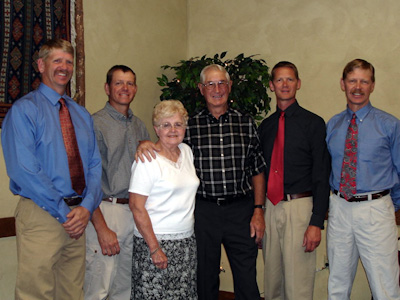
left=184, top=108, right=266, bottom=198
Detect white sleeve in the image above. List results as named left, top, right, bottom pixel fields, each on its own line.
left=128, top=158, right=161, bottom=196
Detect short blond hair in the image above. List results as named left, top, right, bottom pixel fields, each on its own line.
left=152, top=100, right=188, bottom=126
left=39, top=39, right=74, bottom=61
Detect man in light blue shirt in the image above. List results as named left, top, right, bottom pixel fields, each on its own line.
left=326, top=59, right=400, bottom=300
left=1, top=39, right=102, bottom=300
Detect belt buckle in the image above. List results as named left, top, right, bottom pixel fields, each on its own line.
left=216, top=197, right=225, bottom=206
left=108, top=197, right=118, bottom=204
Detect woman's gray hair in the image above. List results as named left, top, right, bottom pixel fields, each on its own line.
left=152, top=100, right=189, bottom=126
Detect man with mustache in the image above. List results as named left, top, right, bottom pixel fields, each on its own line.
left=326, top=59, right=400, bottom=299
left=1, top=39, right=102, bottom=300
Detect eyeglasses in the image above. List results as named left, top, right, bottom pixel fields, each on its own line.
left=201, top=80, right=229, bottom=90
left=157, top=122, right=186, bottom=130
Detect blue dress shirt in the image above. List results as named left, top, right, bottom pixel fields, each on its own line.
left=326, top=102, right=400, bottom=210
left=1, top=83, right=102, bottom=223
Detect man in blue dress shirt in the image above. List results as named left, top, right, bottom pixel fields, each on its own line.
left=326, top=58, right=400, bottom=300
left=1, top=39, right=102, bottom=300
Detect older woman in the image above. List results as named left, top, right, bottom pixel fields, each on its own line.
left=128, top=100, right=199, bottom=300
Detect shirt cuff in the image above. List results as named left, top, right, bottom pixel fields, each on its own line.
left=309, top=213, right=326, bottom=229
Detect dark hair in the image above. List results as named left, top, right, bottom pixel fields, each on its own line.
left=271, top=61, right=299, bottom=81
left=342, top=59, right=375, bottom=82
left=106, top=65, right=136, bottom=85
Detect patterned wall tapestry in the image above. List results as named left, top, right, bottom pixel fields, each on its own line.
left=0, top=0, right=71, bottom=125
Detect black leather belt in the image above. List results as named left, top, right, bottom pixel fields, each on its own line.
left=333, top=189, right=389, bottom=202
left=64, top=197, right=83, bottom=206
left=196, top=194, right=250, bottom=206
left=103, top=197, right=129, bottom=205
left=281, top=191, right=312, bottom=201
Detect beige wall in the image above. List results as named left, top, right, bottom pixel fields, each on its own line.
left=1, top=0, right=400, bottom=298
left=84, top=0, right=188, bottom=139
left=187, top=0, right=400, bottom=122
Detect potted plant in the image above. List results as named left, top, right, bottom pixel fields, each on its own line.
left=157, top=52, right=271, bottom=123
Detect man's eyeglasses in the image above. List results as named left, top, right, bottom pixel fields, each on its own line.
left=201, top=80, right=229, bottom=90
left=157, top=122, right=186, bottom=130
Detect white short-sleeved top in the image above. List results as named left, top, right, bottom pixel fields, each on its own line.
left=129, top=143, right=199, bottom=237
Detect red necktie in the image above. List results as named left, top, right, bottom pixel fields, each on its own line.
left=268, top=111, right=285, bottom=205
left=59, top=98, right=86, bottom=195
left=339, top=113, right=358, bottom=200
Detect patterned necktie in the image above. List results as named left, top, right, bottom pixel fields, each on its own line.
left=59, top=98, right=86, bottom=195
left=268, top=111, right=285, bottom=205
left=339, top=113, right=358, bottom=200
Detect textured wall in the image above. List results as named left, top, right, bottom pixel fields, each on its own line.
left=187, top=0, right=400, bottom=121
left=84, top=0, right=188, bottom=139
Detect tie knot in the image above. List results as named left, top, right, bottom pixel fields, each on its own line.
left=280, top=111, right=285, bottom=118
left=351, top=113, right=357, bottom=124
left=59, top=98, right=66, bottom=107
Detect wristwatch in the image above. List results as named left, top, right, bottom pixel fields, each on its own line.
left=254, top=205, right=264, bottom=209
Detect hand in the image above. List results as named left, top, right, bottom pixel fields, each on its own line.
left=250, top=208, right=265, bottom=244
left=302, top=225, right=321, bottom=252
left=62, top=206, right=90, bottom=239
left=97, top=227, right=120, bottom=256
left=135, top=140, right=160, bottom=163
left=151, top=248, right=168, bottom=269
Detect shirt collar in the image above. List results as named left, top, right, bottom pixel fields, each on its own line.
left=201, top=107, right=231, bottom=123
left=276, top=100, right=299, bottom=117
left=104, top=102, right=133, bottom=121
left=346, top=101, right=373, bottom=122
left=38, top=83, right=69, bottom=106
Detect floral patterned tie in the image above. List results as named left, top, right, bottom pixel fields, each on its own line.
left=339, top=113, right=358, bottom=200
left=59, top=98, right=86, bottom=195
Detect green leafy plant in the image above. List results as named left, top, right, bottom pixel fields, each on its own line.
left=157, top=52, right=271, bottom=122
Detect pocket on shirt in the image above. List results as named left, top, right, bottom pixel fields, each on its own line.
left=359, top=137, right=387, bottom=161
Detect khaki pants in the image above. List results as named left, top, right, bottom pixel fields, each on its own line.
left=15, top=197, right=85, bottom=300
left=263, top=197, right=316, bottom=300
left=84, top=201, right=134, bottom=300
